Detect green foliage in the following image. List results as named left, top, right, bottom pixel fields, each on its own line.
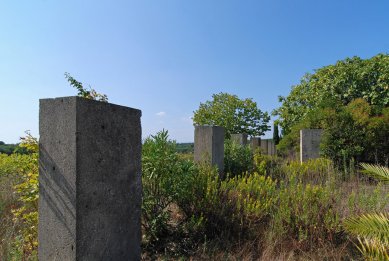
left=0, top=132, right=38, bottom=260
left=270, top=171, right=340, bottom=251
left=253, top=151, right=283, bottom=178
left=277, top=98, right=389, bottom=166
left=347, top=183, right=388, bottom=215
left=224, top=140, right=253, bottom=177
left=360, top=163, right=389, bottom=183
left=193, top=92, right=270, bottom=138
left=281, top=158, right=336, bottom=185
left=343, top=164, right=389, bottom=260
left=175, top=143, right=194, bottom=154
left=64, top=72, right=108, bottom=102
left=142, top=130, right=196, bottom=245
left=179, top=165, right=277, bottom=241
left=274, top=53, right=389, bottom=135
left=321, top=99, right=389, bottom=166
left=344, top=213, right=389, bottom=244
left=222, top=173, right=277, bottom=223
left=0, top=143, right=17, bottom=155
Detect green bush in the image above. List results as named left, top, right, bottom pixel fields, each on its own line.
left=222, top=172, right=277, bottom=224
left=253, top=151, right=283, bottom=179
left=281, top=158, right=336, bottom=185
left=0, top=133, right=38, bottom=260
left=142, top=130, right=184, bottom=244
left=178, top=164, right=277, bottom=242
left=224, top=139, right=253, bottom=177
left=270, top=173, right=341, bottom=251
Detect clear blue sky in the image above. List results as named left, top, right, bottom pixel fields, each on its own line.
left=1, top=0, right=388, bottom=143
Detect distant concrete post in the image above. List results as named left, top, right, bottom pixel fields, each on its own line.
left=194, top=126, right=225, bottom=175
left=260, top=139, right=268, bottom=154
left=231, top=133, right=248, bottom=146
left=39, top=97, right=142, bottom=261
left=250, top=137, right=261, bottom=152
left=300, top=129, right=323, bottom=163
left=267, top=140, right=276, bottom=156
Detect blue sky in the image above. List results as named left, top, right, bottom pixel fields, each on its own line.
left=1, top=0, right=388, bottom=143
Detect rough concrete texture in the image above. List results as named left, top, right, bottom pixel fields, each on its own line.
left=39, top=96, right=142, bottom=261
left=231, top=133, right=248, bottom=145
left=194, top=126, right=225, bottom=175
left=250, top=137, right=261, bottom=152
left=260, top=139, right=268, bottom=154
left=300, top=129, right=323, bottom=163
left=267, top=140, right=276, bottom=156
left=260, top=139, right=276, bottom=155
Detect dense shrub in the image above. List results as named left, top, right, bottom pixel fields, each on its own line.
left=253, top=151, right=283, bottom=178
left=281, top=158, right=336, bottom=185
left=224, top=139, right=253, bottom=177
left=0, top=133, right=38, bottom=260
left=142, top=130, right=196, bottom=245
left=177, top=165, right=278, bottom=242
left=269, top=170, right=341, bottom=252
left=277, top=98, right=389, bottom=167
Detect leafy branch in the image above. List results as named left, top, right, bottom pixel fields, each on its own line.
left=64, top=72, right=108, bottom=102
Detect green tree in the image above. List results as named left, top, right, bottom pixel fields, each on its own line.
left=274, top=54, right=389, bottom=134
left=273, top=123, right=280, bottom=145
left=193, top=92, right=270, bottom=138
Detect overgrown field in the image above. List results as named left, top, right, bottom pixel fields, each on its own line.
left=0, top=131, right=388, bottom=260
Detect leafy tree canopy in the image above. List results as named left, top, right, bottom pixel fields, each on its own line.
left=273, top=53, right=389, bottom=134
left=193, top=92, right=270, bottom=138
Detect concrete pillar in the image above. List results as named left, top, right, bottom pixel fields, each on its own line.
left=39, top=97, right=142, bottom=261
left=260, top=139, right=268, bottom=155
left=250, top=137, right=261, bottom=152
left=300, top=129, right=323, bottom=163
left=194, top=126, right=225, bottom=175
left=231, top=133, right=248, bottom=146
left=267, top=140, right=273, bottom=155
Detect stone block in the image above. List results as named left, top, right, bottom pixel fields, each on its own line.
left=39, top=96, right=142, bottom=261
left=194, top=126, right=225, bottom=175
left=300, top=129, right=323, bottom=163
left=267, top=139, right=275, bottom=155
left=250, top=137, right=261, bottom=152
left=260, top=139, right=268, bottom=154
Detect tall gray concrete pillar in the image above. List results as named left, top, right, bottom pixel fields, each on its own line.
left=267, top=140, right=275, bottom=156
left=300, top=129, right=323, bottom=163
left=39, top=97, right=142, bottom=261
left=250, top=137, right=261, bottom=152
left=260, top=139, right=268, bottom=155
left=231, top=133, right=248, bottom=146
left=194, top=126, right=225, bottom=175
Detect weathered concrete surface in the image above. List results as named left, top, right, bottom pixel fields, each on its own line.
left=231, top=133, right=248, bottom=146
left=260, top=139, right=268, bottom=154
left=300, top=129, right=323, bottom=163
left=39, top=96, right=142, bottom=261
left=250, top=137, right=261, bottom=152
left=194, top=126, right=225, bottom=175
left=267, top=139, right=276, bottom=156
left=260, top=139, right=276, bottom=155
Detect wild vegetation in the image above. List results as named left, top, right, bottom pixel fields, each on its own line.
left=274, top=54, right=389, bottom=167
left=1, top=56, right=388, bottom=260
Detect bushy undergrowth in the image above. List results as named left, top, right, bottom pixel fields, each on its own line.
left=1, top=130, right=388, bottom=260
left=224, top=139, right=253, bottom=177
left=270, top=174, right=340, bottom=251
left=0, top=133, right=38, bottom=260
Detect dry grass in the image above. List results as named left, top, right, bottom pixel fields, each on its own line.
left=0, top=175, right=20, bottom=259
